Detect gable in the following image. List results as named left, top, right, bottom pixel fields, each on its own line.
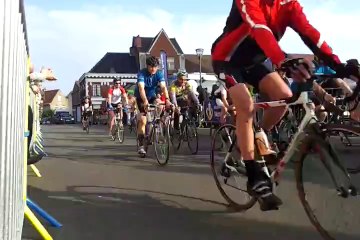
left=149, top=31, right=178, bottom=56
left=148, top=29, right=181, bottom=55
left=43, top=89, right=59, bottom=104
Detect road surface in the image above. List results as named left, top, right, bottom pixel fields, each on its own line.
left=22, top=124, right=360, bottom=240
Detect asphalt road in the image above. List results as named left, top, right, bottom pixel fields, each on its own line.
left=22, top=124, right=360, bottom=240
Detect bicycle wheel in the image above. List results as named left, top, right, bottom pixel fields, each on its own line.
left=154, top=120, right=170, bottom=166
left=86, top=121, right=90, bottom=134
left=186, top=122, right=198, bottom=155
left=210, top=124, right=257, bottom=210
left=117, top=127, right=124, bottom=143
left=322, top=124, right=360, bottom=174
left=295, top=132, right=360, bottom=240
left=111, top=125, right=117, bottom=141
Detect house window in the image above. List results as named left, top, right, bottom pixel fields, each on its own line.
left=93, top=84, right=101, bottom=97
left=57, top=96, right=61, bottom=102
left=167, top=57, right=175, bottom=70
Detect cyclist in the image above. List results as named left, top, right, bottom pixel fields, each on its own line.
left=126, top=90, right=137, bottom=126
left=81, top=96, right=93, bottom=130
left=211, top=82, right=235, bottom=125
left=134, top=56, right=172, bottom=155
left=211, top=0, right=355, bottom=211
left=170, top=71, right=200, bottom=130
left=108, top=77, right=128, bottom=136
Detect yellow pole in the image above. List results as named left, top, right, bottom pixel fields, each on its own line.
left=30, top=164, right=42, bottom=178
left=24, top=206, right=53, bottom=240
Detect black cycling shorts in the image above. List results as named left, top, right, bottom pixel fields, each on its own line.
left=212, top=60, right=274, bottom=92
left=136, top=96, right=157, bottom=114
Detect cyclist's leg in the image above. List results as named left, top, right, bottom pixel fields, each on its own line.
left=219, top=65, right=283, bottom=210
left=256, top=66, right=292, bottom=132
left=136, top=98, right=148, bottom=153
left=109, top=104, right=116, bottom=134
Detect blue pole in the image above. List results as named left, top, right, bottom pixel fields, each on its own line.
left=26, top=198, right=62, bottom=228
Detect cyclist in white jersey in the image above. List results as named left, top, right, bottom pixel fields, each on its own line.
left=108, top=77, right=128, bottom=135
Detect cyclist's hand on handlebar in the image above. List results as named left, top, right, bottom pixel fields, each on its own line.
left=324, top=93, right=336, bottom=104
left=279, top=58, right=313, bottom=82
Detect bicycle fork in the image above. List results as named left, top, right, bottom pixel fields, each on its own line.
left=319, top=139, right=358, bottom=197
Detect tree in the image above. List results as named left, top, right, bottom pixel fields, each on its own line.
left=42, top=109, right=55, bottom=119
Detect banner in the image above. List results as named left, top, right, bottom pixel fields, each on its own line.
left=160, top=50, right=168, bottom=85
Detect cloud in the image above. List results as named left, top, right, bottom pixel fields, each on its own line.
left=26, top=1, right=360, bottom=94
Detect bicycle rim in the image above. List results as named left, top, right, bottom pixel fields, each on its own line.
left=186, top=124, right=199, bottom=155
left=154, top=121, right=170, bottom=166
left=117, top=128, right=124, bottom=143
left=322, top=124, right=360, bottom=174
left=295, top=134, right=359, bottom=240
left=86, top=124, right=89, bottom=134
left=210, top=124, right=256, bottom=210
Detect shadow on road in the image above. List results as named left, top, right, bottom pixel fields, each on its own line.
left=22, top=185, right=359, bottom=240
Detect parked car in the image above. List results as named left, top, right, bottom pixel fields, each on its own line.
left=41, top=117, right=51, bottom=125
left=51, top=111, right=75, bottom=124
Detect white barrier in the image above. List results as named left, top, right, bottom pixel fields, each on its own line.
left=0, top=0, right=29, bottom=239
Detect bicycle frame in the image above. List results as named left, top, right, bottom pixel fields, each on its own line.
left=222, top=91, right=318, bottom=180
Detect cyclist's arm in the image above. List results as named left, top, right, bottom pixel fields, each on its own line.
left=289, top=1, right=341, bottom=70
left=186, top=84, right=199, bottom=105
left=220, top=90, right=231, bottom=109
left=137, top=72, right=148, bottom=103
left=312, top=82, right=331, bottom=100
left=159, top=82, right=170, bottom=100
left=157, top=72, right=169, bottom=101
left=108, top=88, right=113, bottom=107
left=169, top=86, right=178, bottom=106
left=236, top=0, right=285, bottom=66
left=120, top=87, right=128, bottom=105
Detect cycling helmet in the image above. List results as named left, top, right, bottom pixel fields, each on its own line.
left=113, top=76, right=121, bottom=84
left=84, top=96, right=90, bottom=100
left=146, top=56, right=160, bottom=67
left=177, top=71, right=188, bottom=79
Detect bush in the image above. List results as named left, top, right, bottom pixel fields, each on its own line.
left=42, top=109, right=55, bottom=118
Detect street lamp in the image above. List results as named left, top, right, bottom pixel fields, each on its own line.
left=195, top=48, right=204, bottom=87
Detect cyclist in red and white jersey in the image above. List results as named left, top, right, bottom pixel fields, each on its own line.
left=211, top=0, right=355, bottom=211
left=108, top=77, right=128, bottom=135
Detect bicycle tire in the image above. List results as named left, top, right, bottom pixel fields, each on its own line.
left=111, top=125, right=116, bottom=141
left=186, top=123, right=199, bottom=155
left=322, top=124, right=360, bottom=174
left=86, top=123, right=89, bottom=134
left=117, top=127, right=124, bottom=143
left=210, top=124, right=257, bottom=210
left=154, top=120, right=170, bottom=166
left=294, top=132, right=353, bottom=240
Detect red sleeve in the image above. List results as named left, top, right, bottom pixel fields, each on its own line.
left=236, top=0, right=285, bottom=66
left=108, top=88, right=113, bottom=95
left=120, top=87, right=126, bottom=94
left=288, top=1, right=341, bottom=69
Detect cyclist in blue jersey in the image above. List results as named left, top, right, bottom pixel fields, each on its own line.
left=134, top=56, right=172, bottom=155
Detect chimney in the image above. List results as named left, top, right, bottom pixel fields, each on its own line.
left=134, top=35, right=142, bottom=48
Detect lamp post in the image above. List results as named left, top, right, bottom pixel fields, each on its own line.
left=195, top=48, right=204, bottom=87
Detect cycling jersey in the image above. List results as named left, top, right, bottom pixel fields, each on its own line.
left=134, top=68, right=165, bottom=99
left=108, top=86, right=126, bottom=104
left=213, top=84, right=227, bottom=99
left=170, top=81, right=191, bottom=98
left=211, top=0, right=341, bottom=69
left=81, top=103, right=92, bottom=112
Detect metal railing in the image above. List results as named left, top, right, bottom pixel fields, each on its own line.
left=0, top=0, right=29, bottom=239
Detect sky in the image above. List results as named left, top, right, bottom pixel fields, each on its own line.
left=25, top=0, right=360, bottom=95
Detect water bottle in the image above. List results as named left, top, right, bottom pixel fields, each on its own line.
left=254, top=126, right=275, bottom=156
